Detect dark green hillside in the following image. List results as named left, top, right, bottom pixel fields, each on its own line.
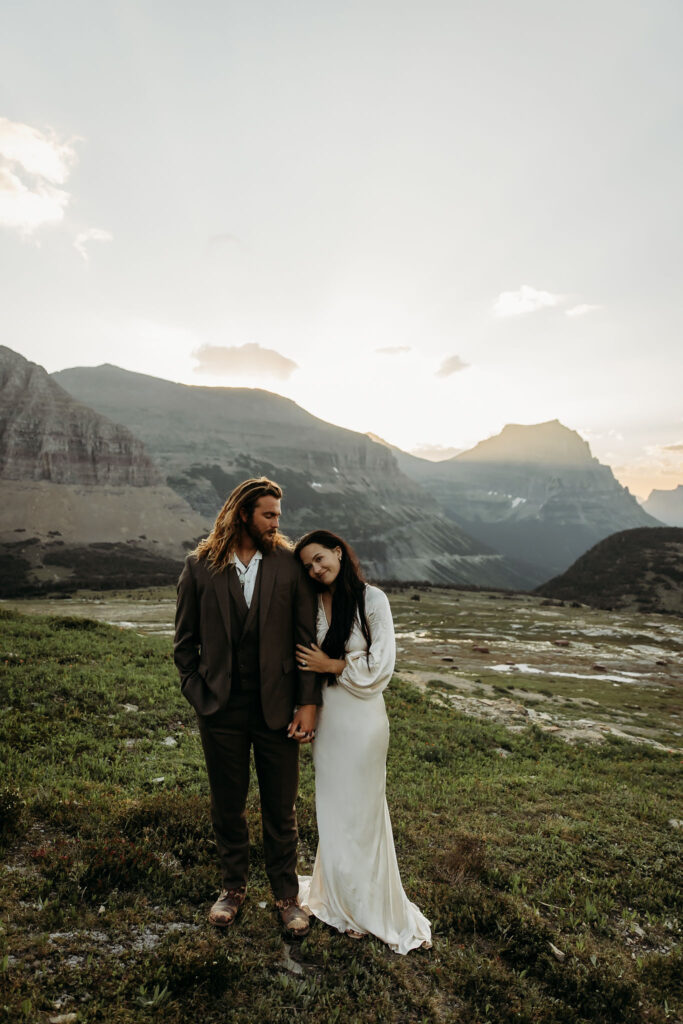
left=0, top=539, right=185, bottom=598
left=536, top=527, right=683, bottom=615
left=1, top=609, right=680, bottom=1023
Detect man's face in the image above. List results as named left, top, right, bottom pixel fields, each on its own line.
left=244, top=495, right=281, bottom=551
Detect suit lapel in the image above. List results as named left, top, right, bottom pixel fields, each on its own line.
left=259, top=552, right=277, bottom=638
left=213, top=568, right=232, bottom=645
left=227, top=566, right=249, bottom=621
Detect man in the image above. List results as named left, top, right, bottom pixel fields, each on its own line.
left=174, top=477, right=320, bottom=938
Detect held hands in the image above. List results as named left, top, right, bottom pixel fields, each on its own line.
left=289, top=645, right=346, bottom=744
left=288, top=704, right=317, bottom=744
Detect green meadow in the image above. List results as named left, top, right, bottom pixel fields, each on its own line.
left=0, top=599, right=681, bottom=1023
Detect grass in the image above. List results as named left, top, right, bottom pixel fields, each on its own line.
left=0, top=605, right=681, bottom=1023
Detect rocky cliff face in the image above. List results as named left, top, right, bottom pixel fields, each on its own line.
left=643, top=485, right=683, bottom=527
left=392, top=421, right=661, bottom=580
left=53, top=363, right=536, bottom=589
left=0, top=346, right=160, bottom=486
left=0, top=348, right=208, bottom=596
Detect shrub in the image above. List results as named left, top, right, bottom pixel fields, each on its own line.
left=47, top=616, right=105, bottom=632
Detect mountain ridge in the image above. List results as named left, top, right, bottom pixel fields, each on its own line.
left=53, top=360, right=535, bottom=589
left=643, top=484, right=683, bottom=527
left=451, top=419, right=595, bottom=465
left=384, top=418, right=661, bottom=578
left=536, top=527, right=683, bottom=616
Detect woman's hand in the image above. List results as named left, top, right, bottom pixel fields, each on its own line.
left=296, top=643, right=344, bottom=675
left=288, top=704, right=317, bottom=744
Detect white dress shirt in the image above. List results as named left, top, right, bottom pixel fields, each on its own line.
left=232, top=550, right=262, bottom=608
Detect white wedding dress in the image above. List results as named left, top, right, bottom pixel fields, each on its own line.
left=298, top=585, right=431, bottom=954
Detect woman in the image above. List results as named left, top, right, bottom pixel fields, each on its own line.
left=293, top=529, right=431, bottom=954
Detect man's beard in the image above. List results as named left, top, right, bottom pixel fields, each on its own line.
left=245, top=520, right=279, bottom=553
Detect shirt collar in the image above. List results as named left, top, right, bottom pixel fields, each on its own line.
left=233, top=550, right=263, bottom=573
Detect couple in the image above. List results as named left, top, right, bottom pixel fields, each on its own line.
left=174, top=477, right=431, bottom=954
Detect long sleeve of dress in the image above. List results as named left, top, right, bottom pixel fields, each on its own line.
left=337, top=587, right=396, bottom=700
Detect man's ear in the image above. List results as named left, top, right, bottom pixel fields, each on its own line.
left=240, top=508, right=248, bottom=523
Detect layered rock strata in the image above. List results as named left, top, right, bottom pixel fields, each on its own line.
left=0, top=346, right=159, bottom=485
left=1, top=348, right=207, bottom=595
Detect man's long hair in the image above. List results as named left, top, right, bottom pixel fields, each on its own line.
left=194, top=477, right=289, bottom=572
left=293, top=529, right=371, bottom=683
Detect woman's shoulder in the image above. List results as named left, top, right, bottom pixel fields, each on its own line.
left=363, top=584, right=391, bottom=613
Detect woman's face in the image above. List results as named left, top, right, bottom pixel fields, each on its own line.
left=299, top=542, right=342, bottom=587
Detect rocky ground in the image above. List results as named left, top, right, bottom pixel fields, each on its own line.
left=389, top=588, right=682, bottom=752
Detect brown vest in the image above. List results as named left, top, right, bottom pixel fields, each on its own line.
left=227, top=565, right=261, bottom=692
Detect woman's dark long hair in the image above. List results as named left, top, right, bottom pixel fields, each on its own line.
left=294, top=530, right=371, bottom=682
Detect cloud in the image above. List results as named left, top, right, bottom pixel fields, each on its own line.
left=192, top=343, right=298, bottom=380
left=436, top=354, right=469, bottom=378
left=0, top=166, right=69, bottom=230
left=0, top=117, right=79, bottom=233
left=565, top=303, right=600, bottom=317
left=663, top=442, right=683, bottom=452
left=375, top=345, right=411, bottom=355
left=0, top=117, right=77, bottom=182
left=493, top=285, right=564, bottom=318
left=74, top=228, right=113, bottom=262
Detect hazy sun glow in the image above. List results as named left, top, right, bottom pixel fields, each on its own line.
left=1, top=2, right=681, bottom=502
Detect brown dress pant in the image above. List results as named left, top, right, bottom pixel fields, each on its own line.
left=197, top=689, right=300, bottom=899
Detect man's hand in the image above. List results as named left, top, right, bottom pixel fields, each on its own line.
left=288, top=704, right=317, bottom=744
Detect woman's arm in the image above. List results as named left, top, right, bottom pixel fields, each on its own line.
left=336, top=587, right=396, bottom=699
left=295, top=643, right=345, bottom=675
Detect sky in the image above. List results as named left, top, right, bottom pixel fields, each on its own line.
left=1, top=0, right=682, bottom=501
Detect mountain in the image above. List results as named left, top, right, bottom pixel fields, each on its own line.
left=454, top=420, right=594, bottom=464
left=0, top=345, right=158, bottom=486
left=0, top=347, right=207, bottom=595
left=536, top=527, right=683, bottom=616
left=53, top=363, right=535, bottom=589
left=643, top=485, right=683, bottom=527
left=391, top=420, right=661, bottom=580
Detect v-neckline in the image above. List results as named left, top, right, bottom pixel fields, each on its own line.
left=319, top=594, right=330, bottom=628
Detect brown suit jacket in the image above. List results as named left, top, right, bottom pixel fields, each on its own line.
left=173, top=547, right=321, bottom=727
